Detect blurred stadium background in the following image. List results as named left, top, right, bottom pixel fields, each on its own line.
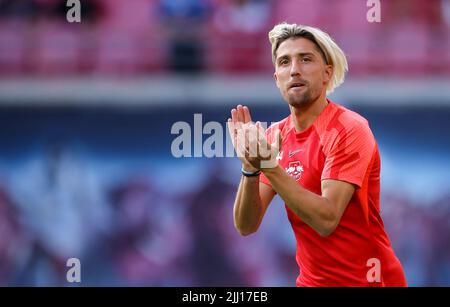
left=0, top=0, right=449, bottom=286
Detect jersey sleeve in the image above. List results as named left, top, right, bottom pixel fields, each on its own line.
left=321, top=121, right=376, bottom=188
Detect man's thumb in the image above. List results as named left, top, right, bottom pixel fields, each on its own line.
left=272, top=129, right=282, bottom=151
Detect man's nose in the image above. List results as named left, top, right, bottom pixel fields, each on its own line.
left=290, top=59, right=302, bottom=77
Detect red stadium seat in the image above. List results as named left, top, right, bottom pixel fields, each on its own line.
left=93, top=0, right=164, bottom=75
left=0, top=20, right=28, bottom=76
left=205, top=29, right=267, bottom=74
left=206, top=0, right=272, bottom=74
left=93, top=29, right=140, bottom=76
left=425, top=23, right=450, bottom=75
left=273, top=0, right=322, bottom=27
left=337, top=32, right=372, bottom=76
left=387, top=23, right=428, bottom=75
left=32, top=22, right=81, bottom=75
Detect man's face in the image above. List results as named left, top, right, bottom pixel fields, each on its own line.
left=274, top=37, right=332, bottom=108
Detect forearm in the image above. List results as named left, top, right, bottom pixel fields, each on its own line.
left=262, top=165, right=338, bottom=236
left=233, top=175, right=264, bottom=235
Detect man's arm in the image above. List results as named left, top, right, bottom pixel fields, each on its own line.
left=262, top=165, right=355, bottom=237
left=228, top=104, right=276, bottom=236
left=233, top=178, right=276, bottom=236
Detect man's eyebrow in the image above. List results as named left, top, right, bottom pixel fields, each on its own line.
left=276, top=54, right=289, bottom=61
left=298, top=52, right=316, bottom=57
left=277, top=52, right=316, bottom=62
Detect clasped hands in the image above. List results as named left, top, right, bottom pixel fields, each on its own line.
left=227, top=105, right=282, bottom=172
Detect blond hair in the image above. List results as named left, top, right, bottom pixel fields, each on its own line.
left=268, top=22, right=348, bottom=94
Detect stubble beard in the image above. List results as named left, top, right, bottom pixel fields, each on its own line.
left=286, top=85, right=321, bottom=109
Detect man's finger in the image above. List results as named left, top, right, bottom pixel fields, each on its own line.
left=255, top=121, right=272, bottom=159
left=236, top=105, right=245, bottom=123
left=255, top=121, right=268, bottom=149
left=272, top=129, right=282, bottom=152
left=255, top=121, right=266, bottom=142
left=231, top=108, right=238, bottom=123
left=227, top=118, right=235, bottom=139
left=231, top=108, right=243, bottom=131
left=227, top=119, right=238, bottom=151
left=235, top=127, right=248, bottom=158
left=247, top=124, right=259, bottom=158
left=243, top=105, right=252, bottom=123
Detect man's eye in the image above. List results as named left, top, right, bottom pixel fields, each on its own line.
left=279, top=59, right=289, bottom=65
left=302, top=58, right=311, bottom=63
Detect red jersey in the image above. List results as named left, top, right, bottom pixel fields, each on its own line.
left=260, top=100, right=407, bottom=287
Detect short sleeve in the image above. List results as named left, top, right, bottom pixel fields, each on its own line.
left=321, top=122, right=376, bottom=188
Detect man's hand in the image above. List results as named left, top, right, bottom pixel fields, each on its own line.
left=228, top=105, right=257, bottom=172
left=247, top=121, right=282, bottom=170
left=227, top=105, right=282, bottom=170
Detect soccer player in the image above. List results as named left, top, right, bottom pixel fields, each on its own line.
left=227, top=23, right=407, bottom=286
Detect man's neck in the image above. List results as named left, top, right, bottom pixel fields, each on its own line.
left=290, top=94, right=328, bottom=133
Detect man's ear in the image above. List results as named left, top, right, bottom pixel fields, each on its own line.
left=324, top=65, right=333, bottom=83
left=274, top=72, right=280, bottom=89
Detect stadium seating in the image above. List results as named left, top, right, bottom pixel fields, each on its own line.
left=0, top=0, right=448, bottom=76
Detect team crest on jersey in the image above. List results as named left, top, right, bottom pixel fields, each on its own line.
left=285, top=161, right=304, bottom=181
